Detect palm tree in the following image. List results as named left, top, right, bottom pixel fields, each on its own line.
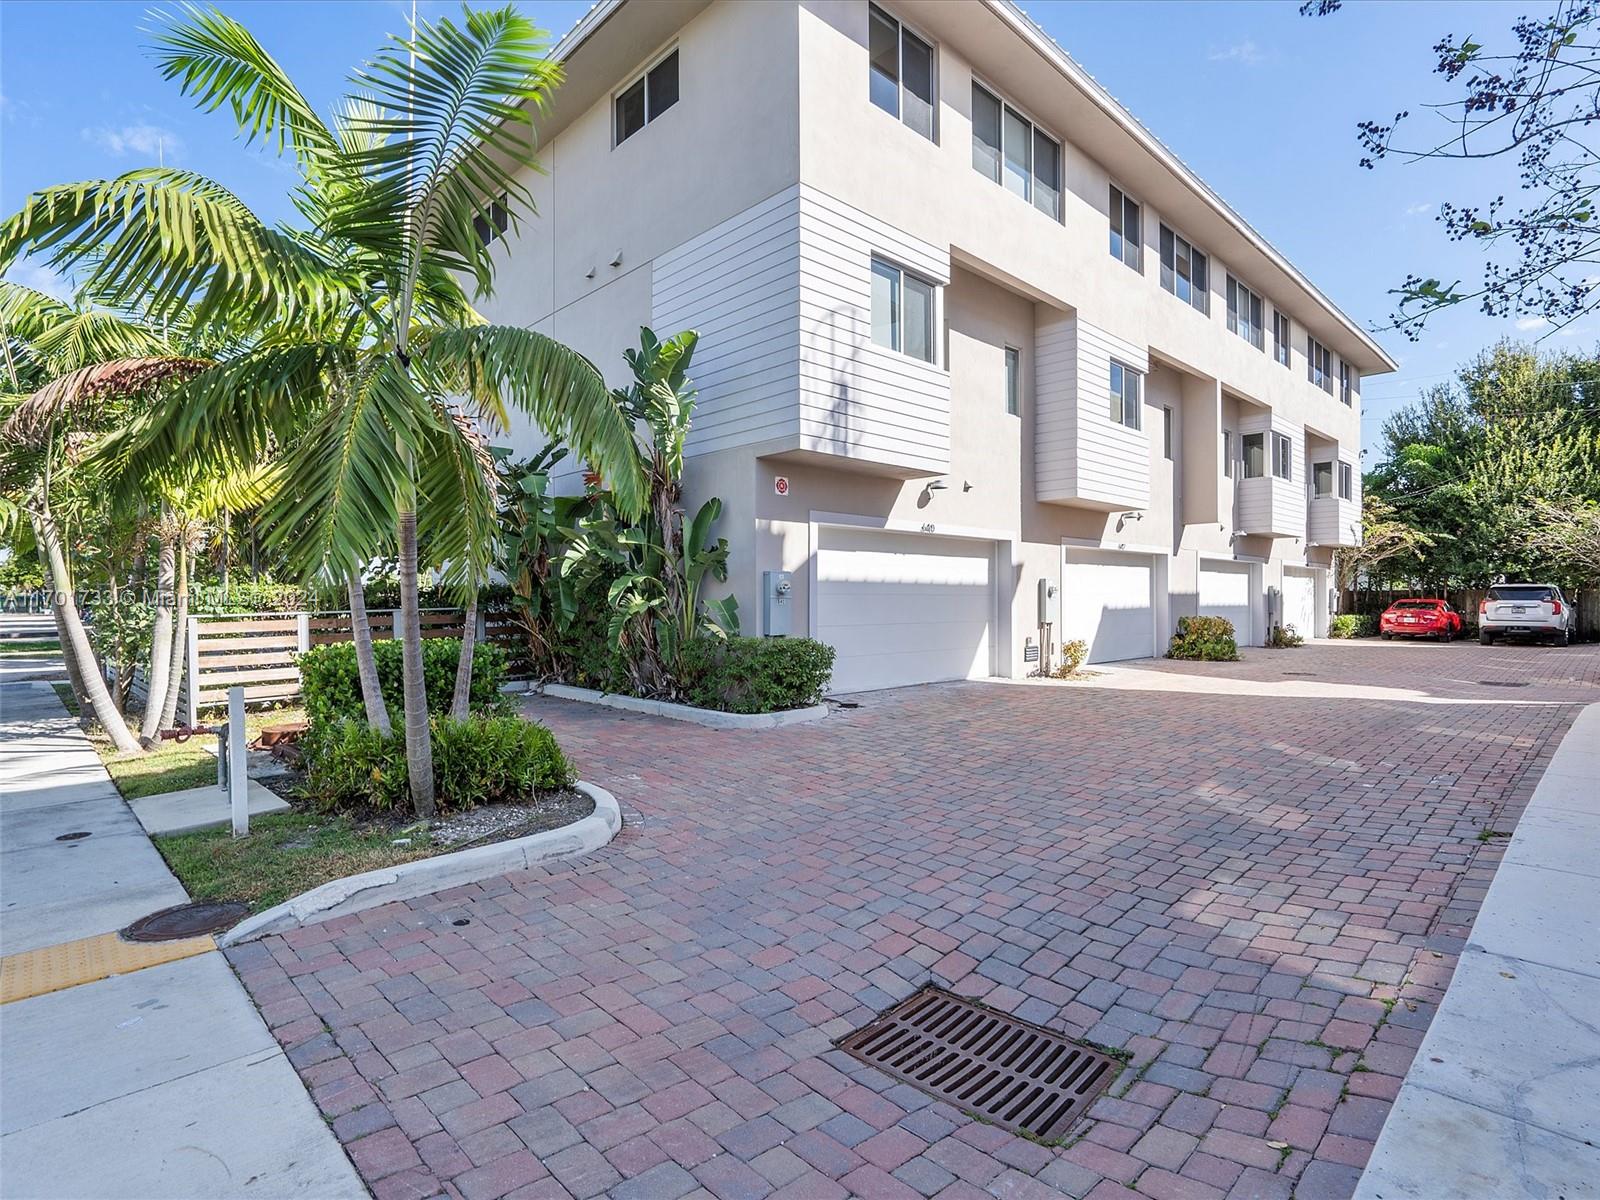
left=2, top=5, right=643, bottom=815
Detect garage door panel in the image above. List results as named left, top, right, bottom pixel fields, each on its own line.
left=1062, top=551, right=1155, bottom=664
left=1199, top=561, right=1252, bottom=645
left=816, top=528, right=995, bottom=693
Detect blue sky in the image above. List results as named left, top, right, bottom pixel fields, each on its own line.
left=0, top=0, right=1563, bottom=460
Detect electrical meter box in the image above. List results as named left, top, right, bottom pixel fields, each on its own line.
left=763, top=570, right=793, bottom=637
left=1037, top=578, right=1060, bottom=626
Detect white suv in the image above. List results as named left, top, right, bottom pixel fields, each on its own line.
left=1479, top=584, right=1574, bottom=646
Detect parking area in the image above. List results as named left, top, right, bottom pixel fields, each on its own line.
left=229, top=643, right=1598, bottom=1200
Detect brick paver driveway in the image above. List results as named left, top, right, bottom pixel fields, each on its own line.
left=230, top=642, right=1598, bottom=1200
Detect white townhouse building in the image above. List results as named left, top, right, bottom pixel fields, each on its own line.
left=482, top=0, right=1394, bottom=693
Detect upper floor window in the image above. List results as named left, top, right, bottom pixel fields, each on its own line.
left=871, top=256, right=936, bottom=363
left=1307, top=336, right=1333, bottom=393
left=1159, top=225, right=1209, bottom=314
left=1272, top=432, right=1294, bottom=480
left=1223, top=429, right=1234, bottom=478
left=1339, top=461, right=1353, bottom=500
left=474, top=193, right=509, bottom=246
left=1313, top=460, right=1333, bottom=497
left=1109, top=361, right=1141, bottom=430
left=615, top=49, right=679, bottom=145
left=870, top=5, right=934, bottom=141
left=1226, top=275, right=1264, bottom=350
left=1109, top=185, right=1142, bottom=271
left=1242, top=432, right=1264, bottom=478
left=1340, top=359, right=1355, bottom=406
left=1273, top=309, right=1291, bottom=368
left=1005, top=345, right=1020, bottom=415
left=972, top=82, right=1061, bottom=220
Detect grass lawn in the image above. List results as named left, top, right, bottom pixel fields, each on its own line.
left=155, top=812, right=436, bottom=912
left=0, top=638, right=60, bottom=656
left=52, top=687, right=308, bottom=802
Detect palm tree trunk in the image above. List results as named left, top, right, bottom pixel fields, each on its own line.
left=37, top=513, right=140, bottom=753
left=450, top=591, right=478, bottom=720
left=397, top=510, right=436, bottom=817
left=347, top=574, right=392, bottom=734
left=39, top=538, right=89, bottom=714
left=158, top=537, right=189, bottom=730
left=139, top=528, right=175, bottom=745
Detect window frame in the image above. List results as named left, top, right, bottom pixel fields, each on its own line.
left=614, top=48, right=680, bottom=146
left=1223, top=429, right=1234, bottom=478
left=1109, top=184, right=1142, bottom=272
left=1159, top=223, right=1210, bottom=314
left=870, top=255, right=938, bottom=364
left=1307, top=335, right=1334, bottom=394
left=1242, top=432, right=1265, bottom=479
left=1226, top=275, right=1264, bottom=350
left=1163, top=405, right=1174, bottom=460
left=970, top=79, right=1062, bottom=221
left=869, top=4, right=936, bottom=142
left=1338, top=461, right=1353, bottom=500
left=1272, top=309, right=1292, bottom=368
left=473, top=192, right=509, bottom=247
left=1004, top=345, right=1021, bottom=416
left=1312, top=459, right=1333, bottom=498
left=1340, top=359, right=1355, bottom=406
left=1272, top=432, right=1294, bottom=481
left=1109, top=360, right=1142, bottom=431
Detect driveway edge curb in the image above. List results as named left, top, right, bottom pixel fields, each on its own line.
left=538, top=683, right=829, bottom=730
left=218, top=781, right=622, bottom=946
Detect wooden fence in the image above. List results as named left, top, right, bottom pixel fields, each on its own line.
left=159, top=608, right=524, bottom=724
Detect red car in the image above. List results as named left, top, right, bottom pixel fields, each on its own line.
left=1379, top=599, right=1463, bottom=641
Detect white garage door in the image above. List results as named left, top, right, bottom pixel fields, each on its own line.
left=1063, top=550, right=1155, bottom=663
left=815, top=526, right=994, bottom=693
left=1283, top=569, right=1317, bottom=640
left=1199, top=561, right=1253, bottom=645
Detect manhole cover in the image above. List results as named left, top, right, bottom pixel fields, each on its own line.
left=121, top=901, right=249, bottom=942
left=55, top=831, right=92, bottom=841
left=836, top=987, right=1119, bottom=1142
left=1477, top=680, right=1529, bottom=688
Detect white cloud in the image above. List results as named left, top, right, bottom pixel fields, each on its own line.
left=83, top=123, right=183, bottom=161
left=1405, top=202, right=1433, bottom=216
left=1515, top=316, right=1551, bottom=332
left=5, top=261, right=72, bottom=303
left=1207, top=40, right=1264, bottom=65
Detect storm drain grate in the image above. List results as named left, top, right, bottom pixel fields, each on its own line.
left=122, top=901, right=249, bottom=942
left=835, top=987, right=1119, bottom=1141
left=1477, top=680, right=1529, bottom=688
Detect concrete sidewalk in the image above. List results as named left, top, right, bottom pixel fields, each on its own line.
left=1354, top=701, right=1600, bottom=1199
left=0, top=680, right=364, bottom=1199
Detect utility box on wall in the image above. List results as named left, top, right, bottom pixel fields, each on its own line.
left=1037, top=578, right=1060, bottom=627
left=763, top=570, right=793, bottom=637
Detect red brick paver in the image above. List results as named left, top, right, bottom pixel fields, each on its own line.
left=228, top=642, right=1595, bottom=1200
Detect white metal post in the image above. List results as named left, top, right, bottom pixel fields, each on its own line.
left=185, top=616, right=201, bottom=727
left=228, top=685, right=249, bottom=838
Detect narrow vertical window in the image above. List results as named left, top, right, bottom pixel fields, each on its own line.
left=1110, top=362, right=1141, bottom=430
left=1313, top=460, right=1333, bottom=497
left=1340, top=360, right=1355, bottom=406
left=1338, top=461, right=1353, bottom=500
left=871, top=258, right=899, bottom=352
left=870, top=6, right=935, bottom=141
left=1109, top=185, right=1141, bottom=271
left=1272, top=432, right=1293, bottom=480
left=1005, top=346, right=1020, bottom=416
left=1002, top=106, right=1031, bottom=201
left=1226, top=276, right=1264, bottom=350
left=868, top=6, right=900, bottom=117
left=1160, top=224, right=1208, bottom=313
left=1273, top=310, right=1291, bottom=368
left=1307, top=336, right=1333, bottom=393
left=1242, top=432, right=1264, bottom=478
left=1163, top=406, right=1174, bottom=460
left=972, top=83, right=1002, bottom=182
left=902, top=272, right=935, bottom=363
left=1223, top=430, right=1234, bottom=478
left=1032, top=129, right=1061, bottom=220
left=646, top=52, right=679, bottom=119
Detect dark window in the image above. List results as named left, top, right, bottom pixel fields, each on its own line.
left=1110, top=361, right=1141, bottom=430
left=1223, top=429, right=1234, bottom=478
left=1488, top=585, right=1557, bottom=601
left=1163, top=406, right=1174, bottom=459
left=1273, top=310, right=1291, bottom=367
left=1272, top=432, right=1293, bottom=480
left=1109, top=185, right=1141, bottom=271
left=615, top=50, right=679, bottom=145
left=1307, top=336, right=1333, bottom=393
left=1340, top=359, right=1355, bottom=406
left=1338, top=461, right=1353, bottom=499
left=1160, top=224, right=1208, bottom=313
left=1226, top=275, right=1264, bottom=350
left=870, top=5, right=934, bottom=140
left=1242, top=432, right=1265, bottom=478
left=972, top=83, right=1001, bottom=181
left=971, top=82, right=1060, bottom=219
left=473, top=193, right=509, bottom=246
left=1005, top=346, right=1020, bottom=416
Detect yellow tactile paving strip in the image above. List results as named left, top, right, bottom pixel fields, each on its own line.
left=0, top=932, right=216, bottom=1005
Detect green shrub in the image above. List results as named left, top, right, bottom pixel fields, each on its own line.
left=301, top=714, right=573, bottom=814
left=1053, top=639, right=1089, bottom=677
left=1328, top=614, right=1377, bottom=639
left=1266, top=623, right=1305, bottom=648
left=678, top=636, right=836, bottom=713
left=1168, top=615, right=1240, bottom=661
left=297, top=637, right=507, bottom=730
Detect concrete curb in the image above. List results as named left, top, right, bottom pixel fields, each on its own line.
left=218, top=781, right=621, bottom=946
left=538, top=683, right=828, bottom=730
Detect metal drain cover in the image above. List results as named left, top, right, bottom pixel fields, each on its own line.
left=121, top=901, right=249, bottom=942
left=836, top=987, right=1119, bottom=1141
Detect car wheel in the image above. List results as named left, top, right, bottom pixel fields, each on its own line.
left=1441, top=629, right=1452, bottom=643
left=1480, top=630, right=1493, bottom=646
left=1381, top=631, right=1392, bottom=640
left=1558, top=627, right=1571, bottom=647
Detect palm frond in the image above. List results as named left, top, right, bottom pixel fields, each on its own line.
left=3, top=356, right=211, bottom=445
left=149, top=4, right=339, bottom=169
left=422, top=324, right=645, bottom=517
